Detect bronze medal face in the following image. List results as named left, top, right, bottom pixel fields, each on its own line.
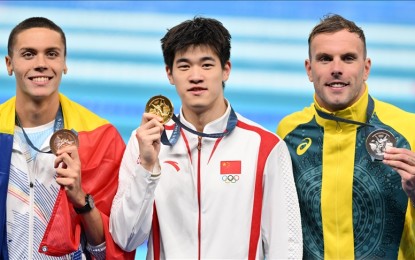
left=145, top=95, right=174, bottom=124
left=50, top=129, right=79, bottom=155
left=365, top=129, right=396, bottom=161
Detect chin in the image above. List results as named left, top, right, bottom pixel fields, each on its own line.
left=329, top=103, right=348, bottom=111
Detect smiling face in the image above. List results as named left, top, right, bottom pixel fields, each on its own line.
left=305, top=29, right=371, bottom=112
left=166, top=44, right=231, bottom=121
left=5, top=27, right=67, bottom=103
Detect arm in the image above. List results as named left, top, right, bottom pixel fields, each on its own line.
left=262, top=141, right=303, bottom=259
left=110, top=113, right=164, bottom=251
left=54, top=145, right=105, bottom=246
left=42, top=125, right=135, bottom=259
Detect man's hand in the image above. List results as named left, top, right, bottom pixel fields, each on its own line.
left=383, top=147, right=415, bottom=203
left=54, top=144, right=85, bottom=207
left=136, top=112, right=164, bottom=172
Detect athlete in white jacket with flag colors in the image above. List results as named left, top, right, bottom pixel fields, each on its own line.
left=110, top=16, right=302, bottom=260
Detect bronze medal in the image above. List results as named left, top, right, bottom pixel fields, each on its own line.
left=145, top=95, right=174, bottom=124
left=49, top=129, right=79, bottom=155
left=365, top=129, right=396, bottom=161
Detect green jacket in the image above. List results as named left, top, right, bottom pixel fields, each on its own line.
left=277, top=85, right=415, bottom=259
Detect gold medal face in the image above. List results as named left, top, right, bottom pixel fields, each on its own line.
left=145, top=95, right=174, bottom=124
left=365, top=129, right=396, bottom=161
left=49, top=129, right=79, bottom=155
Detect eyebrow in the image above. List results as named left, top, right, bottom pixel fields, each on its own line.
left=314, top=52, right=358, bottom=59
left=18, top=47, right=62, bottom=53
left=175, top=56, right=216, bottom=64
left=314, top=52, right=331, bottom=59
left=341, top=52, right=358, bottom=58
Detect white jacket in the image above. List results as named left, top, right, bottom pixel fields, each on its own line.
left=110, top=104, right=302, bottom=259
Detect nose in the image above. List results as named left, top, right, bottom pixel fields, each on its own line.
left=189, top=67, right=203, bottom=84
left=34, top=54, right=48, bottom=72
left=331, top=58, right=343, bottom=78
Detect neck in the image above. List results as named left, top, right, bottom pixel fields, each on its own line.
left=16, top=97, right=60, bottom=128
left=182, top=100, right=227, bottom=132
left=186, top=112, right=212, bottom=132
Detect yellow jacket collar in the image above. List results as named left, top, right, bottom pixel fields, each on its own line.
left=314, top=83, right=370, bottom=128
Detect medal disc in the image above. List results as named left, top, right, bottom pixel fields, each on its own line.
left=365, top=129, right=396, bottom=161
left=50, top=129, right=79, bottom=155
left=145, top=95, right=174, bottom=124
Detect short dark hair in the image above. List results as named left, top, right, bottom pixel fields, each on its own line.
left=308, top=14, right=366, bottom=59
left=161, top=16, right=231, bottom=70
left=8, top=17, right=67, bottom=57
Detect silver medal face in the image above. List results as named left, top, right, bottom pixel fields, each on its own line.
left=365, top=129, right=396, bottom=161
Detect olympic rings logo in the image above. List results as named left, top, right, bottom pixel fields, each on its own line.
left=222, top=174, right=240, bottom=183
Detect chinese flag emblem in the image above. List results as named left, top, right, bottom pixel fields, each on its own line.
left=220, top=161, right=241, bottom=174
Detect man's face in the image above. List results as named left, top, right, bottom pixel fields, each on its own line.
left=5, top=27, right=67, bottom=102
left=166, top=45, right=231, bottom=118
left=305, top=29, right=371, bottom=112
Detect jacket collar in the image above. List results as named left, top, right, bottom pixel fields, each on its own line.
left=178, top=99, right=232, bottom=136
left=314, top=83, right=370, bottom=128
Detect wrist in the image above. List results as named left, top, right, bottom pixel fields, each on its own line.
left=73, top=193, right=95, bottom=214
left=138, top=154, right=160, bottom=175
left=72, top=192, right=87, bottom=208
left=150, top=160, right=161, bottom=177
left=137, top=154, right=155, bottom=172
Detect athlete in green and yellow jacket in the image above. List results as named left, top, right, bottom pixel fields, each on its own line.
left=277, top=14, right=415, bottom=259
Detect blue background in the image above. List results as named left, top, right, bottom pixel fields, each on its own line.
left=1, top=1, right=415, bottom=258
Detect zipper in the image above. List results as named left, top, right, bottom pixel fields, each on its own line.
left=28, top=156, right=36, bottom=258
left=197, top=136, right=202, bottom=151
left=197, top=136, right=202, bottom=260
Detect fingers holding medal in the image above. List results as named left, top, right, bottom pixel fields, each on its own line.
left=145, top=95, right=174, bottom=125
left=50, top=129, right=79, bottom=155
left=366, top=129, right=396, bottom=161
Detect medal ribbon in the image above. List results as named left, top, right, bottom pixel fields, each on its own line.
left=15, top=105, right=65, bottom=154
left=315, top=96, right=393, bottom=161
left=314, top=95, right=375, bottom=129
left=161, top=107, right=238, bottom=146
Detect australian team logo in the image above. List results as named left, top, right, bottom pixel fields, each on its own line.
left=365, top=129, right=396, bottom=161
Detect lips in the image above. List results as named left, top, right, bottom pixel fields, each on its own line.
left=326, top=82, right=349, bottom=88
left=188, top=87, right=207, bottom=91
left=29, top=76, right=52, bottom=83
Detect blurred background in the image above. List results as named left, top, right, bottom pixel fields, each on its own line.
left=1, top=1, right=414, bottom=258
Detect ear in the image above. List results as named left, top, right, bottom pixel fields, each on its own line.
left=305, top=59, right=313, bottom=82
left=363, top=58, right=371, bottom=81
left=165, top=66, right=174, bottom=85
left=63, top=63, right=68, bottom=74
left=5, top=56, right=13, bottom=76
left=222, top=61, right=231, bottom=82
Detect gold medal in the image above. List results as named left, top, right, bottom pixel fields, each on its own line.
left=49, top=129, right=79, bottom=155
left=145, top=95, right=174, bottom=124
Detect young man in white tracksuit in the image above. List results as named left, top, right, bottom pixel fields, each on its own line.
left=110, top=17, right=303, bottom=259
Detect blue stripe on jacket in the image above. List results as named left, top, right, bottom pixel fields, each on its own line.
left=0, top=133, right=13, bottom=259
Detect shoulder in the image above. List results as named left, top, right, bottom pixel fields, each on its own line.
left=374, top=98, right=415, bottom=142
left=374, top=98, right=415, bottom=125
left=0, top=97, right=16, bottom=135
left=277, top=104, right=315, bottom=139
left=0, top=97, right=15, bottom=112
left=59, top=94, right=110, bottom=132
left=237, top=114, right=281, bottom=142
